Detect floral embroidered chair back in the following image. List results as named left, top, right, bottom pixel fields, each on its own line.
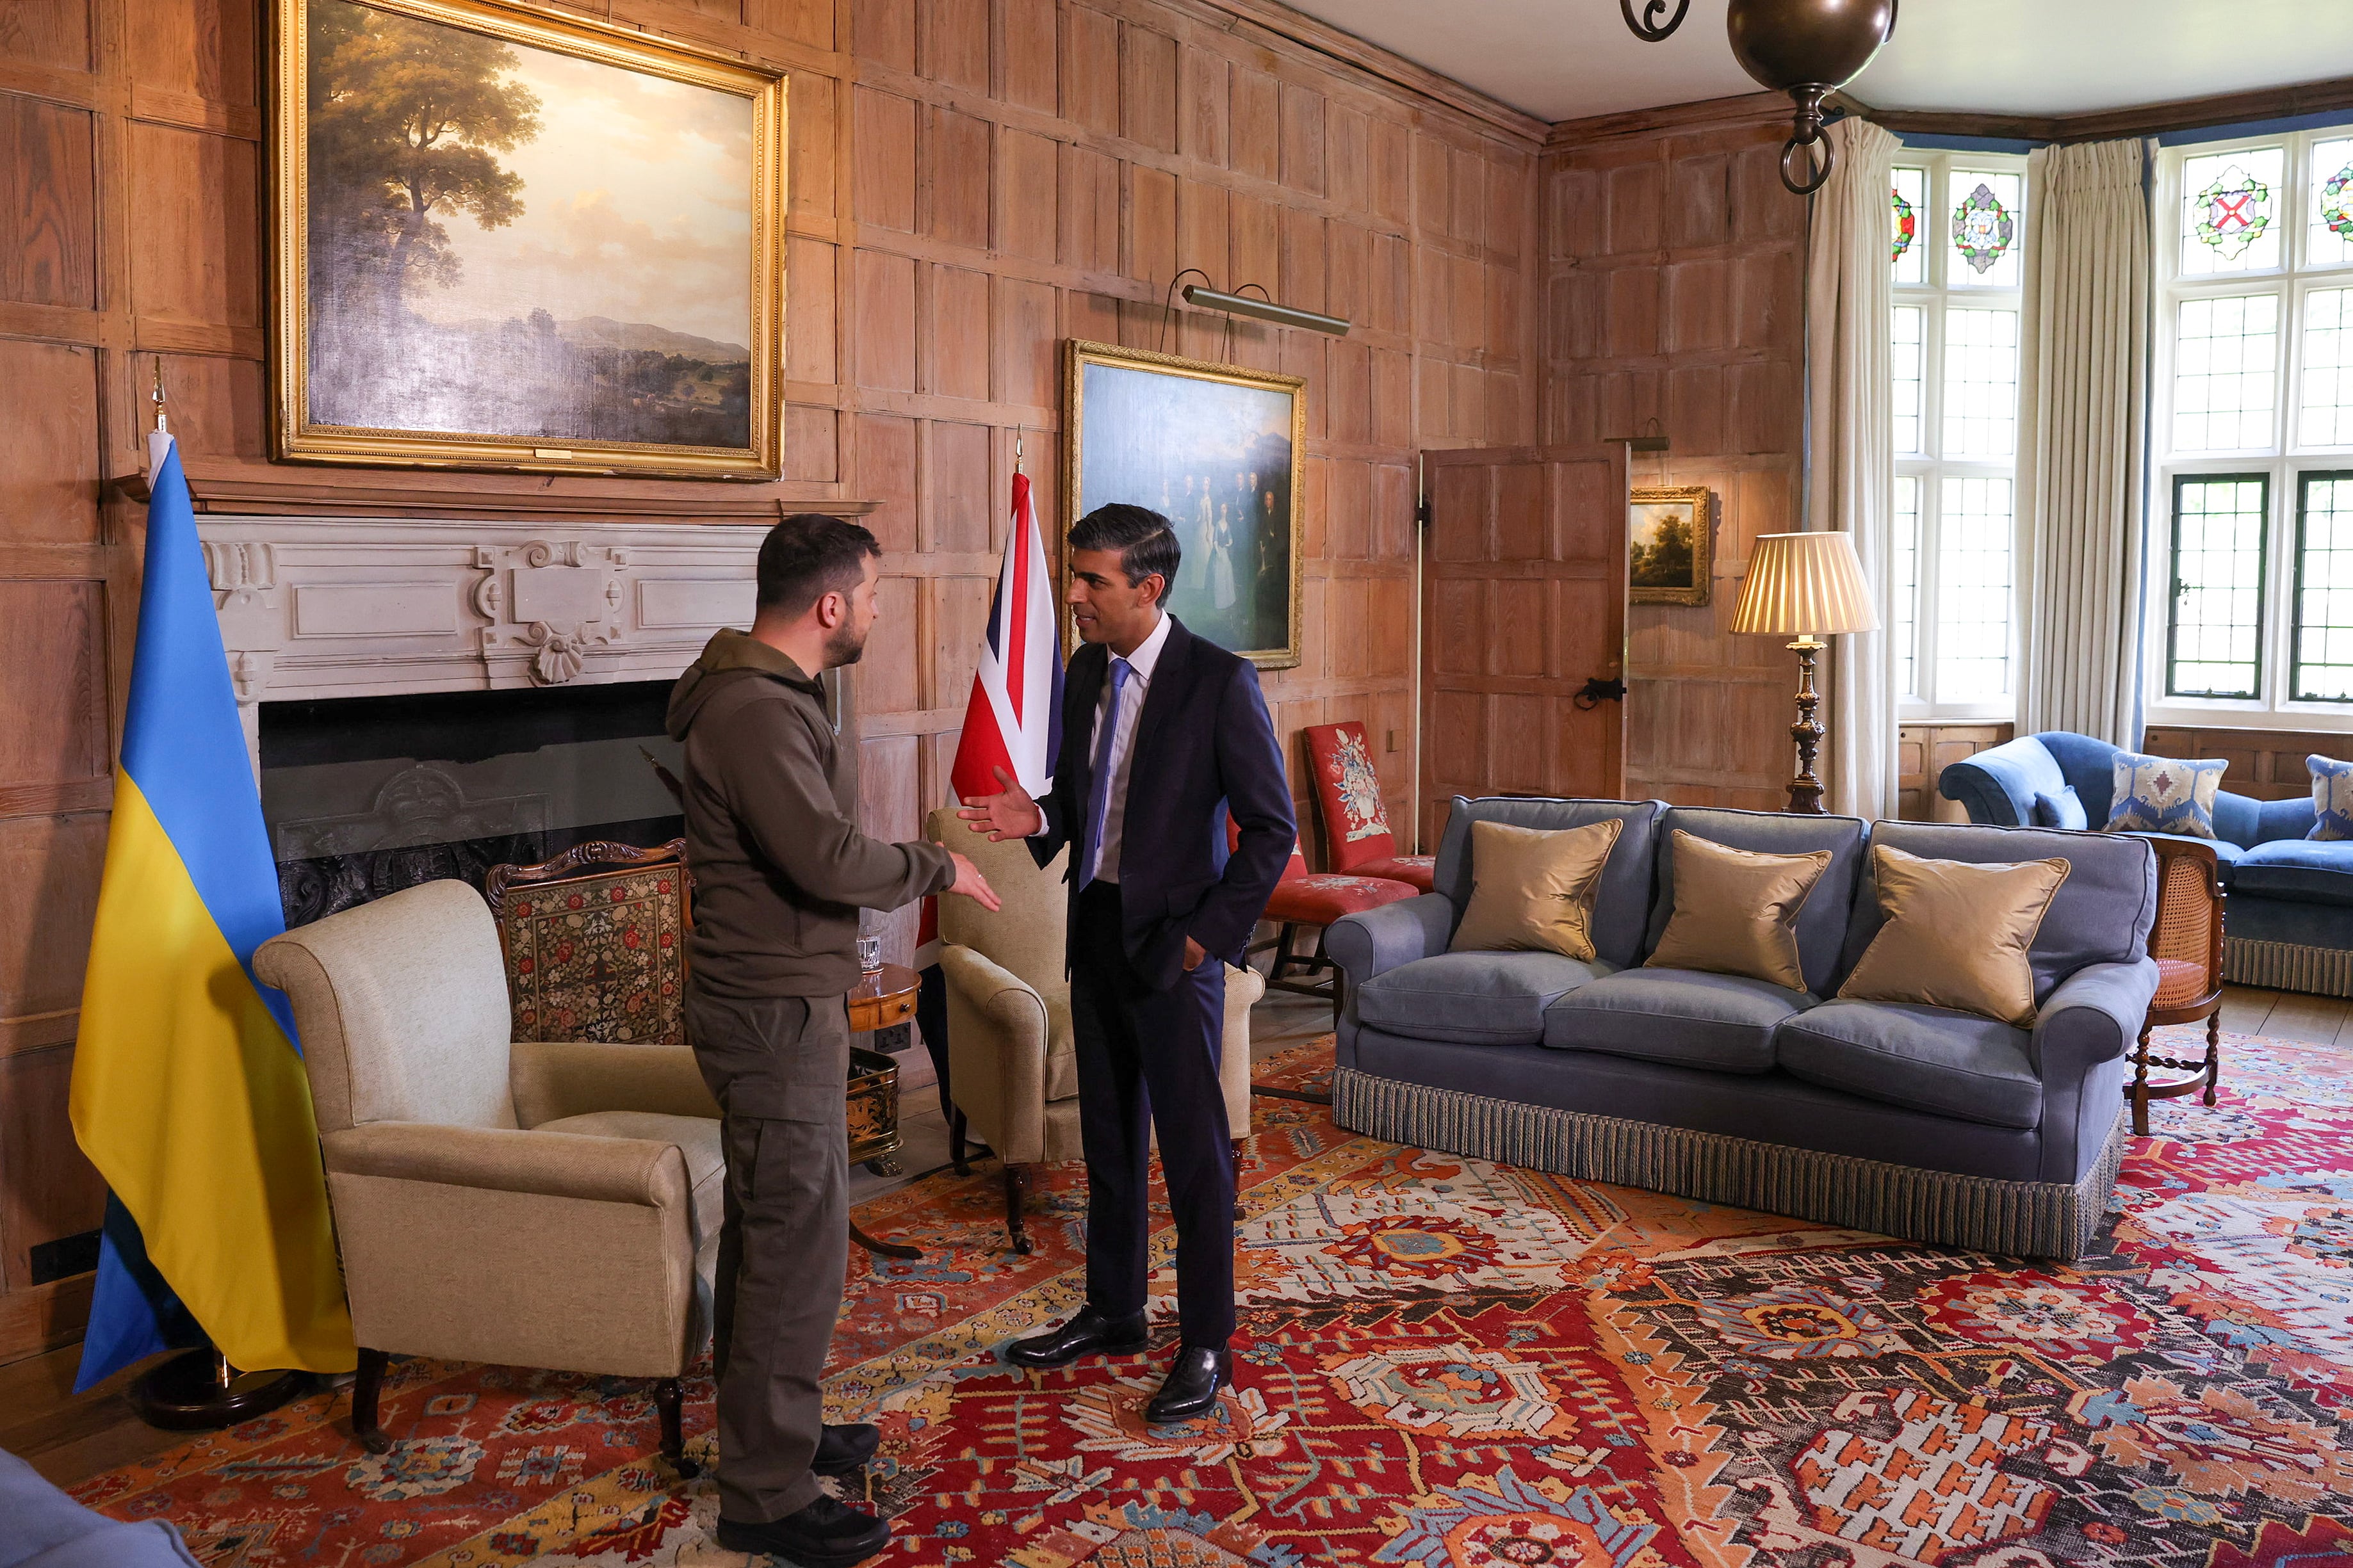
left=1303, top=721, right=1435, bottom=891
left=483, top=840, right=690, bottom=1047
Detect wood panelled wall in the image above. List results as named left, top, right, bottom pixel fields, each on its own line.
left=1537, top=104, right=1805, bottom=811
left=0, top=0, right=1542, bottom=1358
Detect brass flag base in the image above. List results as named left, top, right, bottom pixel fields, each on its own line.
left=130, top=1348, right=313, bottom=1432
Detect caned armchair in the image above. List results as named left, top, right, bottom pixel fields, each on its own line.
left=254, top=880, right=722, bottom=1471
left=922, top=809, right=1260, bottom=1252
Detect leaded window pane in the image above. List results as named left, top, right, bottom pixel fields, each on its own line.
left=1892, top=304, right=1925, bottom=456
left=2309, top=137, right=2353, bottom=270
left=1894, top=474, right=1921, bottom=699
left=1942, top=307, right=2018, bottom=459
left=2301, top=287, right=2353, bottom=447
left=1936, top=475, right=2011, bottom=700
left=2168, top=476, right=2268, bottom=699
left=1946, top=170, right=2021, bottom=289
left=2173, top=293, right=2279, bottom=452
left=2181, top=146, right=2284, bottom=276
left=2295, top=473, right=2353, bottom=700
left=1891, top=166, right=1926, bottom=285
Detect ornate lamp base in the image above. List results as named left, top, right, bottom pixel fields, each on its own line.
left=1783, top=634, right=1828, bottom=815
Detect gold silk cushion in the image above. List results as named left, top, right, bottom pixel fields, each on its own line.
left=1642, top=831, right=1834, bottom=992
left=1837, top=844, right=2071, bottom=1026
left=1449, top=817, right=1624, bottom=961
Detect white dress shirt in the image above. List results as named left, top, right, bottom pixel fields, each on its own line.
left=1075, top=611, right=1171, bottom=885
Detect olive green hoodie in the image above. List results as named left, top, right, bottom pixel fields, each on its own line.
left=665, top=629, right=954, bottom=999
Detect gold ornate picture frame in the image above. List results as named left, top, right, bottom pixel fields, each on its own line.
left=1629, top=485, right=1716, bottom=606
left=271, top=0, right=786, bottom=478
left=1063, top=339, right=1306, bottom=670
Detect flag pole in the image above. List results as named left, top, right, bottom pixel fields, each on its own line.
left=111, top=359, right=322, bottom=1431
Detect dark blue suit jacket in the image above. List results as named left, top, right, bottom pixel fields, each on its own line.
left=1030, top=615, right=1295, bottom=992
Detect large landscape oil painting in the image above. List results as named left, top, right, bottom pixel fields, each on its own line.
left=277, top=0, right=784, bottom=476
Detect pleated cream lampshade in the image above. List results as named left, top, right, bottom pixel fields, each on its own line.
left=1730, top=531, right=1880, bottom=637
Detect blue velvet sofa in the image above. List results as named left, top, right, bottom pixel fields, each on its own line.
left=1941, top=730, right=2353, bottom=997
left=1324, top=798, right=2160, bottom=1260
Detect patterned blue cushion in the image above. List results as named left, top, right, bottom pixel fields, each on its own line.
left=2310, top=754, right=2353, bottom=841
left=2033, top=787, right=2087, bottom=830
left=2105, top=752, right=2226, bottom=839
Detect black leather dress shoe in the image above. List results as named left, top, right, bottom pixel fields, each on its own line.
left=1005, top=1306, right=1149, bottom=1369
left=714, top=1494, right=890, bottom=1566
left=813, top=1421, right=880, bottom=1476
left=1145, top=1345, right=1230, bottom=1424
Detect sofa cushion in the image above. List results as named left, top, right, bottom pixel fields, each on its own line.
left=1837, top=845, right=2071, bottom=1026
left=2311, top=754, right=2353, bottom=840
left=1777, top=1000, right=2042, bottom=1129
left=1450, top=816, right=1622, bottom=959
left=1852, top=821, right=2156, bottom=1006
left=2137, top=831, right=2243, bottom=886
left=1644, top=830, right=1832, bottom=991
left=2034, top=786, right=2088, bottom=830
left=2232, top=837, right=2353, bottom=907
left=1356, top=950, right=1613, bottom=1046
left=2105, top=751, right=2227, bottom=837
left=1647, top=807, right=1866, bottom=996
left=1543, top=968, right=1807, bottom=1074
left=1435, top=798, right=1664, bottom=970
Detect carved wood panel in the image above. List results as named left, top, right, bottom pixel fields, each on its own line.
left=0, top=0, right=1547, bottom=1358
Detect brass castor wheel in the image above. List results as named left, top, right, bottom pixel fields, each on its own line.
left=865, top=1154, right=904, bottom=1177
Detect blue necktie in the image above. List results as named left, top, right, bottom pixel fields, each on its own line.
left=1080, top=657, right=1132, bottom=886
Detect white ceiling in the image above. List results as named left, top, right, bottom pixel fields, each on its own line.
left=1284, top=0, right=2353, bottom=125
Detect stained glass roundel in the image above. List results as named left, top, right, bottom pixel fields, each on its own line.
left=2195, top=164, right=2272, bottom=259
left=1891, top=184, right=1917, bottom=263
left=1951, top=182, right=2013, bottom=275
left=2325, top=165, right=2353, bottom=241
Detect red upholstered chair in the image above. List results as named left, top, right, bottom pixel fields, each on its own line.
left=1302, top=721, right=1435, bottom=892
left=1233, top=817, right=1417, bottom=1028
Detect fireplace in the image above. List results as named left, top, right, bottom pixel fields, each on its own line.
left=197, top=510, right=790, bottom=922
left=260, top=681, right=685, bottom=924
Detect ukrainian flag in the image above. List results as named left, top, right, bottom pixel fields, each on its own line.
left=69, top=431, right=354, bottom=1391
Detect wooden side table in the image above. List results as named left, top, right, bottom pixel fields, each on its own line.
left=847, top=963, right=922, bottom=1261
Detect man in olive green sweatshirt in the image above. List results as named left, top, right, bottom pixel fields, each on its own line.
left=665, top=512, right=997, bottom=1566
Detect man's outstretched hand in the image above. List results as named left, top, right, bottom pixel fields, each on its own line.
left=945, top=851, right=1002, bottom=912
left=958, top=766, right=1045, bottom=842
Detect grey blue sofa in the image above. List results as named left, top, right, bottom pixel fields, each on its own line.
left=1325, top=798, right=2160, bottom=1260
left=1942, top=729, right=2350, bottom=996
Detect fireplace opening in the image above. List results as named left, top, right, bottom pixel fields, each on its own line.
left=259, top=681, right=686, bottom=925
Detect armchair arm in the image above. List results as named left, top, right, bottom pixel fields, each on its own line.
left=510, top=1040, right=721, bottom=1129
left=322, top=1120, right=690, bottom=1209
left=1324, top=894, right=1456, bottom=988
left=938, top=944, right=1051, bottom=1161
left=320, top=1120, right=699, bottom=1374
left=2031, top=957, right=2159, bottom=1079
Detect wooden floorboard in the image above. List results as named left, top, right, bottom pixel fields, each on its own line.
left=2219, top=983, right=2283, bottom=1036
left=2253, top=989, right=2351, bottom=1046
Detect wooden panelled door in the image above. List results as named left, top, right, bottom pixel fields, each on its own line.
left=1418, top=444, right=1630, bottom=850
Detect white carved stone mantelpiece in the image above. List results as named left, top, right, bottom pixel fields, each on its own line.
left=197, top=514, right=769, bottom=764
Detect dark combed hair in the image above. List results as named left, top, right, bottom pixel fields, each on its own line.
left=756, top=512, right=881, bottom=615
left=1068, top=503, right=1181, bottom=591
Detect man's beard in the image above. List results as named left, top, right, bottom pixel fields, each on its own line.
left=824, top=622, right=868, bottom=667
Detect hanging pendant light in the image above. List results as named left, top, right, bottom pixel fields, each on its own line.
left=1620, top=0, right=1898, bottom=195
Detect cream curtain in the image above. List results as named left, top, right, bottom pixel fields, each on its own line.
left=2017, top=138, right=2149, bottom=745
left=1806, top=117, right=1900, bottom=821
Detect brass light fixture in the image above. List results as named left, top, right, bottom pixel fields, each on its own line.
left=1621, top=0, right=1898, bottom=195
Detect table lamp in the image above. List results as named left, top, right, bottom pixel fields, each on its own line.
left=1729, top=531, right=1879, bottom=815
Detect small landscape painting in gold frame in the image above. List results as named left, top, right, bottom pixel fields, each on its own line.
left=1629, top=485, right=1716, bottom=606
left=271, top=0, right=786, bottom=477
left=1064, top=339, right=1305, bottom=670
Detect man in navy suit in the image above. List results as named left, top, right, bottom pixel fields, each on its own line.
left=959, top=503, right=1293, bottom=1421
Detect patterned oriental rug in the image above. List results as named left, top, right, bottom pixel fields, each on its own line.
left=70, top=1028, right=2353, bottom=1567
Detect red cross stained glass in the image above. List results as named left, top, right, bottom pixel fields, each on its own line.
left=2195, top=164, right=2273, bottom=261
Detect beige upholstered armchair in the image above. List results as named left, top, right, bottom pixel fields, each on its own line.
left=254, top=880, right=721, bottom=1473
left=924, top=809, right=1260, bottom=1253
